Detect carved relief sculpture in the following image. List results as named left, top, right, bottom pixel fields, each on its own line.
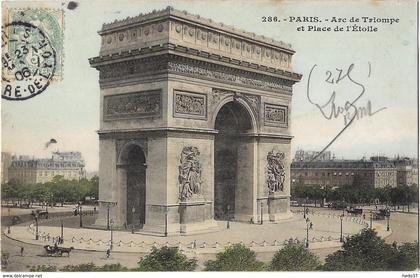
left=178, top=146, right=202, bottom=200
left=104, top=90, right=161, bottom=120
left=266, top=150, right=286, bottom=193
left=174, top=91, right=206, bottom=119
left=264, top=103, right=288, bottom=127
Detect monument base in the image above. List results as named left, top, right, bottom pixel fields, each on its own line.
left=268, top=194, right=291, bottom=222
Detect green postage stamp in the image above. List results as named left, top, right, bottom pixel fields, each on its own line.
left=2, top=5, right=64, bottom=100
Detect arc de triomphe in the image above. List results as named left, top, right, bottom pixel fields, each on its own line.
left=89, top=7, right=301, bottom=235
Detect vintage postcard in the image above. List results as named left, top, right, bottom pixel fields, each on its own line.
left=1, top=0, right=418, bottom=275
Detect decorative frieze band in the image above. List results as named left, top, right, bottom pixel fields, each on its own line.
left=103, top=90, right=161, bottom=121
left=173, top=90, right=207, bottom=120
left=95, top=54, right=295, bottom=92
left=264, top=103, right=288, bottom=127
left=167, top=59, right=293, bottom=93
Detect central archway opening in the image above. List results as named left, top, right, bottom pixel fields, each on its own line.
left=214, top=101, right=253, bottom=220
left=121, top=145, right=146, bottom=228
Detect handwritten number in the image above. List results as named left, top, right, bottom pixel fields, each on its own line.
left=325, top=68, right=348, bottom=84
left=325, top=71, right=334, bottom=83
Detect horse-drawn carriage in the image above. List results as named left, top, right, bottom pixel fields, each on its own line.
left=44, top=245, right=74, bottom=256
left=346, top=207, right=363, bottom=215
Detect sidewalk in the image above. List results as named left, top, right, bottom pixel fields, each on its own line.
left=5, top=211, right=391, bottom=254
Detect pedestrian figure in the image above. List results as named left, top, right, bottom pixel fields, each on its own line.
left=392, top=241, right=397, bottom=249
left=309, top=222, right=313, bottom=230
left=106, top=248, right=111, bottom=258
left=363, top=214, right=366, bottom=219
left=20, top=247, right=24, bottom=257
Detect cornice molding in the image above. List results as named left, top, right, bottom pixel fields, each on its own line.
left=91, top=51, right=301, bottom=92
left=100, top=6, right=294, bottom=52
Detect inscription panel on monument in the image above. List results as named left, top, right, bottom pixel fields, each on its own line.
left=264, top=103, right=288, bottom=127
left=173, top=90, right=207, bottom=120
left=103, top=90, right=161, bottom=121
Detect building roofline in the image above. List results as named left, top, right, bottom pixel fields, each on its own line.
left=99, top=6, right=294, bottom=53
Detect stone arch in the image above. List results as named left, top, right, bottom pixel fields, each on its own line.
left=116, top=142, right=147, bottom=228
left=213, top=99, right=258, bottom=221
left=117, top=141, right=147, bottom=166
left=211, top=95, right=258, bottom=133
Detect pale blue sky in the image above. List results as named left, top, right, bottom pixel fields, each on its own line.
left=2, top=0, right=417, bottom=171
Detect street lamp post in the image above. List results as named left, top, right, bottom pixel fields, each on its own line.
left=35, top=213, right=39, bottom=240
left=260, top=202, right=264, bottom=225
left=7, top=208, right=11, bottom=234
left=370, top=211, right=373, bottom=229
left=79, top=203, right=83, bottom=228
left=305, top=217, right=310, bottom=248
left=340, top=214, right=344, bottom=242
left=386, top=209, right=390, bottom=231
left=60, top=219, right=64, bottom=244
left=164, top=208, right=168, bottom=237
left=93, top=206, right=97, bottom=223
left=227, top=204, right=231, bottom=229
left=101, top=201, right=117, bottom=230
left=131, top=206, right=135, bottom=234
left=107, top=204, right=111, bottom=230
left=110, top=219, right=114, bottom=250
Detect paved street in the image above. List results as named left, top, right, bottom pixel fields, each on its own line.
left=1, top=206, right=416, bottom=271
left=7, top=212, right=369, bottom=252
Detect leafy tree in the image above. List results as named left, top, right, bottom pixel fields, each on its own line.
left=324, top=229, right=397, bottom=271
left=97, top=263, right=128, bottom=271
left=30, top=265, right=58, bottom=272
left=269, top=243, right=321, bottom=271
left=204, top=243, right=265, bottom=271
left=375, top=186, right=391, bottom=205
left=60, top=263, right=97, bottom=271
left=87, top=175, right=99, bottom=199
left=312, top=185, right=324, bottom=207
left=388, top=242, right=419, bottom=271
left=136, top=246, right=197, bottom=271
left=410, top=185, right=419, bottom=204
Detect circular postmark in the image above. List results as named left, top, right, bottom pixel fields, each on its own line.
left=2, top=21, right=56, bottom=100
